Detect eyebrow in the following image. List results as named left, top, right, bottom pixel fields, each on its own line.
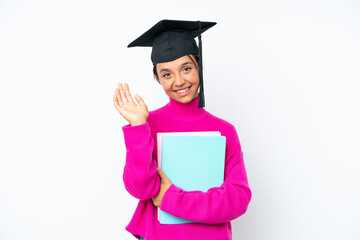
left=159, top=61, right=194, bottom=73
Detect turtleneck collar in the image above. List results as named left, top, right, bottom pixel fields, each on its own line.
left=164, top=95, right=208, bottom=121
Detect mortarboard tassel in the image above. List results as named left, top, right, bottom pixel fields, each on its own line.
left=197, top=20, right=205, bottom=108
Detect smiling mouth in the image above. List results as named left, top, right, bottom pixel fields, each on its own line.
left=174, top=86, right=191, bottom=93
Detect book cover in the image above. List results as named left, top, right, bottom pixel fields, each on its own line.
left=157, top=133, right=226, bottom=224
left=157, top=131, right=221, bottom=222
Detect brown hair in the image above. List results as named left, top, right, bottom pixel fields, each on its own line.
left=153, top=54, right=199, bottom=84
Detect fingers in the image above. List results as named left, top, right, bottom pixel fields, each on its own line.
left=113, top=82, right=145, bottom=113
left=123, top=83, right=136, bottom=104
left=114, top=83, right=125, bottom=108
left=135, top=94, right=146, bottom=106
left=118, top=83, right=129, bottom=105
left=152, top=198, right=160, bottom=207
left=114, top=86, right=123, bottom=108
left=113, top=95, right=120, bottom=110
left=113, top=86, right=124, bottom=112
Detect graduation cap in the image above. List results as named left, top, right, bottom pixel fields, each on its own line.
left=127, top=19, right=217, bottom=108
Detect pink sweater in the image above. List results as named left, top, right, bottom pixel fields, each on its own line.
left=122, top=96, right=252, bottom=240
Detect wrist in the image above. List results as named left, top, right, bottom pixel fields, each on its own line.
left=130, top=120, right=147, bottom=126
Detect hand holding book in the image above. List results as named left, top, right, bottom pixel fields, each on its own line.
left=156, top=131, right=226, bottom=224
left=152, top=168, right=172, bottom=207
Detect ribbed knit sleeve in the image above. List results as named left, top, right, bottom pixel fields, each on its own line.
left=160, top=125, right=252, bottom=224
left=122, top=122, right=160, bottom=200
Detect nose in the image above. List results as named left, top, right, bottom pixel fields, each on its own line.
left=173, top=73, right=186, bottom=87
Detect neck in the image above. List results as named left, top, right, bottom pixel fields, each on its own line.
left=164, top=95, right=208, bottom=121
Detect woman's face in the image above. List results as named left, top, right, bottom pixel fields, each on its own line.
left=156, top=55, right=199, bottom=104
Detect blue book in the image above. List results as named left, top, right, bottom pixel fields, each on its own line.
left=158, top=134, right=226, bottom=224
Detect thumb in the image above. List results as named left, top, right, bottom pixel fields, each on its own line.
left=157, top=168, right=170, bottom=182
left=135, top=94, right=146, bottom=106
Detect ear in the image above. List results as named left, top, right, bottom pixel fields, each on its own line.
left=154, top=75, right=161, bottom=84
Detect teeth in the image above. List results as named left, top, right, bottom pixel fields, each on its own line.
left=176, top=87, right=189, bottom=93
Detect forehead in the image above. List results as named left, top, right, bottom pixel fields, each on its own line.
left=157, top=55, right=194, bottom=69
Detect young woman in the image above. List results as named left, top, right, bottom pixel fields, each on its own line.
left=113, top=20, right=252, bottom=240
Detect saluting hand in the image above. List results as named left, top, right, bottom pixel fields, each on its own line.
left=152, top=168, right=172, bottom=207
left=113, top=82, right=149, bottom=126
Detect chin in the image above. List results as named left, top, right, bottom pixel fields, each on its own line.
left=170, top=94, right=191, bottom=103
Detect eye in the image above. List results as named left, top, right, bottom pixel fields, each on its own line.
left=184, top=67, right=192, bottom=72
left=162, top=73, right=171, bottom=78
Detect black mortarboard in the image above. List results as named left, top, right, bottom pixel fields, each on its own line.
left=127, top=19, right=217, bottom=108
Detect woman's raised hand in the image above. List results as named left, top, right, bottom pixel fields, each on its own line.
left=113, top=83, right=149, bottom=126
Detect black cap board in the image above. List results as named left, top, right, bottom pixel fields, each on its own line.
left=127, top=19, right=217, bottom=108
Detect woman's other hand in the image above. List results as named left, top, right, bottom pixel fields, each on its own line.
left=152, top=168, right=172, bottom=207
left=113, top=82, right=149, bottom=126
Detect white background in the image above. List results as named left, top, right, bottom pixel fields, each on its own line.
left=1, top=0, right=359, bottom=239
